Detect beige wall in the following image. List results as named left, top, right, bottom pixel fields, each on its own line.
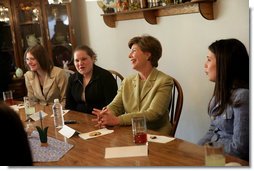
left=72, top=0, right=249, bottom=143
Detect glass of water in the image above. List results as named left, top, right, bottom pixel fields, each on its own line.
left=23, top=96, right=36, bottom=132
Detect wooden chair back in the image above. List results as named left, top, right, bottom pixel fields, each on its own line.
left=169, top=77, right=184, bottom=137
left=108, top=70, right=124, bottom=87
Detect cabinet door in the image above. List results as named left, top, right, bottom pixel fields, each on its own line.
left=44, top=2, right=76, bottom=68
left=0, top=0, right=17, bottom=72
left=13, top=0, right=46, bottom=70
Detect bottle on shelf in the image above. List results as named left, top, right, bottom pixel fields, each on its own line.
left=52, top=98, right=64, bottom=128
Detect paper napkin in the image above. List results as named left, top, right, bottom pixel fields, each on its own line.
left=105, top=144, right=148, bottom=159
left=29, top=111, right=48, bottom=121
left=59, top=125, right=80, bottom=138
left=10, top=105, right=19, bottom=112
left=17, top=104, right=25, bottom=109
left=78, top=128, right=114, bottom=140
left=147, top=134, right=175, bottom=143
left=51, top=110, right=69, bottom=117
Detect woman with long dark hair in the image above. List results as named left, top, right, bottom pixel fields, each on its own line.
left=198, top=38, right=249, bottom=161
left=24, top=44, right=68, bottom=105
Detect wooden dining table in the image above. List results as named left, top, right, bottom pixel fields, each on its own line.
left=18, top=104, right=249, bottom=166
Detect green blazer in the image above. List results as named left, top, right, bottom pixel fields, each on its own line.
left=108, top=68, right=173, bottom=135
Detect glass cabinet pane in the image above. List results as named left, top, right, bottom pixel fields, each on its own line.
left=46, top=4, right=73, bottom=68
left=0, top=1, right=15, bottom=71
left=1, top=0, right=76, bottom=71
left=18, top=0, right=43, bottom=49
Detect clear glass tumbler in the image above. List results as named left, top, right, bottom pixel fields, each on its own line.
left=23, top=96, right=36, bottom=132
left=205, top=142, right=226, bottom=166
left=132, top=116, right=147, bottom=145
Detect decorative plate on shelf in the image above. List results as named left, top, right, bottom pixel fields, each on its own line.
left=97, top=0, right=116, bottom=13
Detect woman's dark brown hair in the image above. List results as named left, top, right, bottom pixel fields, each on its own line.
left=0, top=103, right=33, bottom=165
left=73, top=45, right=97, bottom=61
left=208, top=38, right=249, bottom=115
left=24, top=44, right=54, bottom=76
left=128, top=35, right=162, bottom=67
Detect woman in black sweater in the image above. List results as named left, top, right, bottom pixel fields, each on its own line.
left=65, top=45, right=118, bottom=114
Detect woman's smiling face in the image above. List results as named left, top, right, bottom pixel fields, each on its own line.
left=128, top=44, right=150, bottom=71
left=25, top=52, right=41, bottom=72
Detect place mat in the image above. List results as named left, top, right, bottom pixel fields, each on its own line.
left=28, top=131, right=74, bottom=162
left=79, top=128, right=114, bottom=140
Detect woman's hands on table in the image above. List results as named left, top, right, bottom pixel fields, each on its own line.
left=92, top=107, right=120, bottom=128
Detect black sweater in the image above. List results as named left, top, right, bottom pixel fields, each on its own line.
left=65, top=65, right=118, bottom=114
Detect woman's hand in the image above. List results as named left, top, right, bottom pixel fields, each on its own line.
left=92, top=107, right=120, bottom=128
left=91, top=108, right=105, bottom=128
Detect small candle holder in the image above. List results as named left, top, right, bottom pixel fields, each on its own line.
left=36, top=126, right=49, bottom=147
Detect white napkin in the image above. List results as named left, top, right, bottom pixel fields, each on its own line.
left=17, top=104, right=25, bottom=109
left=147, top=134, right=175, bottom=143
left=105, top=144, right=148, bottom=159
left=59, top=125, right=79, bottom=138
left=78, top=128, right=114, bottom=140
left=10, top=105, right=19, bottom=112
left=29, top=111, right=48, bottom=121
left=50, top=110, right=69, bottom=117
left=10, top=104, right=25, bottom=112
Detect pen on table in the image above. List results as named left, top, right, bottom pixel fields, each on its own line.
left=97, top=107, right=107, bottom=119
left=39, top=111, right=43, bottom=129
left=97, top=107, right=107, bottom=128
left=100, top=107, right=108, bottom=117
left=101, top=107, right=108, bottom=113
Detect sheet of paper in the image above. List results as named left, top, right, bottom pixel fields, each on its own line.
left=78, top=128, right=114, bottom=140
left=10, top=104, right=24, bottom=110
left=51, top=109, right=69, bottom=117
left=10, top=105, right=19, bottom=112
left=59, top=125, right=77, bottom=138
left=17, top=104, right=25, bottom=109
left=29, top=111, right=48, bottom=121
left=147, top=134, right=175, bottom=143
left=105, top=144, right=148, bottom=159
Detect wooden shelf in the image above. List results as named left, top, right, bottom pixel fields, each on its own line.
left=19, top=21, right=40, bottom=26
left=101, top=0, right=216, bottom=28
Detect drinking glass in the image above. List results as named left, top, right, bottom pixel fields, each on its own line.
left=205, top=142, right=226, bottom=166
left=132, top=116, right=147, bottom=145
left=23, top=96, right=36, bottom=132
left=3, top=90, right=14, bottom=105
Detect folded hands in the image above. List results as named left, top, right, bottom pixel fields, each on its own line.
left=92, top=107, right=120, bottom=128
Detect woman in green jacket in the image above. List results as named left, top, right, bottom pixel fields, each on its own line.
left=93, top=35, right=173, bottom=135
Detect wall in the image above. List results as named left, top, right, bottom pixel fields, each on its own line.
left=72, top=0, right=249, bottom=143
